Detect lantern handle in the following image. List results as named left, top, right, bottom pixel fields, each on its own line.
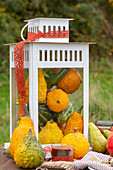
left=21, top=22, right=31, bottom=41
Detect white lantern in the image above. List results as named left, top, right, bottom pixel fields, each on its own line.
left=6, top=18, right=95, bottom=147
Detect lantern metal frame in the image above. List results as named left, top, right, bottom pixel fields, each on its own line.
left=9, top=41, right=94, bottom=140
left=5, top=18, right=95, bottom=148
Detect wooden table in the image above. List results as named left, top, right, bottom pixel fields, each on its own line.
left=0, top=147, right=63, bottom=170
left=0, top=147, right=36, bottom=170
left=0, top=147, right=89, bottom=170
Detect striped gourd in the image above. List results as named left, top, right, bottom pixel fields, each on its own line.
left=38, top=101, right=73, bottom=127
left=38, top=102, right=53, bottom=127
left=53, top=101, right=73, bottom=125
left=43, top=68, right=69, bottom=88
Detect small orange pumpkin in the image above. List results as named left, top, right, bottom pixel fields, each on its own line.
left=46, top=89, right=69, bottom=112
left=64, top=106, right=83, bottom=136
left=57, top=68, right=82, bottom=94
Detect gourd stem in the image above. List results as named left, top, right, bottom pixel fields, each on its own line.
left=89, top=113, right=93, bottom=121
left=28, top=127, right=33, bottom=135
left=50, top=119, right=54, bottom=124
left=73, top=128, right=77, bottom=134
left=16, top=103, right=29, bottom=123
left=77, top=105, right=83, bottom=114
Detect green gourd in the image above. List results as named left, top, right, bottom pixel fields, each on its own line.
left=53, top=101, right=73, bottom=125
left=43, top=68, right=69, bottom=88
left=14, top=128, right=44, bottom=169
left=38, top=101, right=73, bottom=127
left=39, top=102, right=53, bottom=127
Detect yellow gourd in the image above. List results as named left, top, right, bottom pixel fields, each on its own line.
left=61, top=129, right=90, bottom=159
left=10, top=117, right=36, bottom=158
left=25, top=68, right=47, bottom=104
left=38, top=68, right=47, bottom=104
left=39, top=120, right=63, bottom=144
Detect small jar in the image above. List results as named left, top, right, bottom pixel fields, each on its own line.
left=95, top=120, right=113, bottom=131
left=51, top=145, right=73, bottom=162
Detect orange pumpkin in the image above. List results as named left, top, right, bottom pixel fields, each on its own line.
left=64, top=108, right=83, bottom=136
left=46, top=89, right=69, bottom=112
left=57, top=68, right=82, bottom=94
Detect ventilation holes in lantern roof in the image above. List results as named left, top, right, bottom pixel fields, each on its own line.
left=53, top=26, right=56, bottom=31
left=24, top=50, right=28, bottom=61
left=48, top=26, right=51, bottom=32
left=58, top=26, right=61, bottom=31
left=12, top=51, right=14, bottom=61
left=37, top=26, right=39, bottom=33
left=65, top=50, right=67, bottom=61
left=32, top=27, right=34, bottom=33
left=35, top=26, right=37, bottom=33
left=55, top=50, right=57, bottom=61
left=27, top=50, right=29, bottom=61
left=60, top=50, right=62, bottom=61
left=58, top=26, right=61, bottom=36
left=25, top=50, right=28, bottom=61
left=45, top=50, right=47, bottom=61
left=79, top=50, right=82, bottom=61
left=75, top=51, right=77, bottom=61
left=39, top=50, right=42, bottom=61
left=70, top=50, right=72, bottom=61
left=43, top=25, right=46, bottom=33
left=63, top=26, right=65, bottom=30
left=50, top=50, right=52, bottom=61
left=53, top=26, right=56, bottom=36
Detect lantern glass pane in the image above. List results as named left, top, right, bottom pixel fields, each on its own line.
left=11, top=68, right=18, bottom=132
left=24, top=69, right=29, bottom=113
left=11, top=69, right=29, bottom=132
left=69, top=68, right=83, bottom=112
left=38, top=67, right=83, bottom=145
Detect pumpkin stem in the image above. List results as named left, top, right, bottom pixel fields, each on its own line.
left=73, top=128, right=78, bottom=134
left=77, top=105, right=83, bottom=114
left=50, top=119, right=54, bottom=124
left=28, top=127, right=33, bottom=135
left=57, top=100, right=60, bottom=104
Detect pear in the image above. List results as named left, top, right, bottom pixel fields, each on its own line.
left=89, top=122, right=107, bottom=153
left=102, top=129, right=111, bottom=138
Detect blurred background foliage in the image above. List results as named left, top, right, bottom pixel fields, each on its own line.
left=0, top=0, right=113, bottom=72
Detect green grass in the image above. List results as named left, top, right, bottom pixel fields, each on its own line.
left=0, top=58, right=113, bottom=146
left=89, top=58, right=113, bottom=121
left=69, top=58, right=113, bottom=122
left=0, top=73, right=10, bottom=147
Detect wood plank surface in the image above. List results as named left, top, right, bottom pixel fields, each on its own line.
left=0, top=147, right=89, bottom=170
left=0, top=147, right=36, bottom=170
left=0, top=147, right=59, bottom=170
